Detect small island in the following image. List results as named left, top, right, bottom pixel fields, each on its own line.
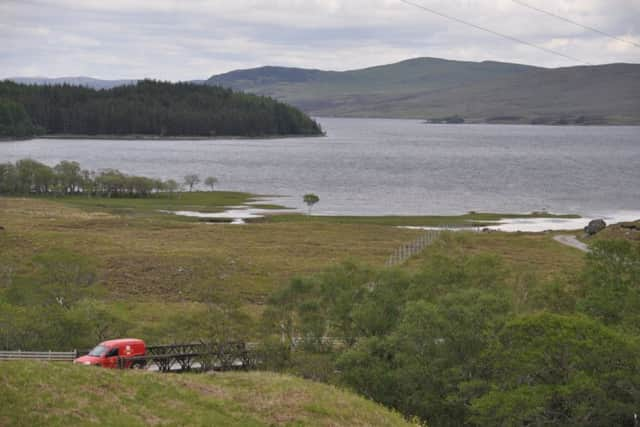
left=0, top=80, right=323, bottom=139
left=424, top=115, right=465, bottom=124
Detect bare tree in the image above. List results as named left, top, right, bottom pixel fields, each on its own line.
left=184, top=174, right=200, bottom=192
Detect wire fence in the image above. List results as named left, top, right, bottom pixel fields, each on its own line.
left=385, top=229, right=442, bottom=267
left=0, top=350, right=78, bottom=361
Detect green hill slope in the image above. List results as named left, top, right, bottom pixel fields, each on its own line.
left=0, top=362, right=413, bottom=427
left=206, top=57, right=640, bottom=124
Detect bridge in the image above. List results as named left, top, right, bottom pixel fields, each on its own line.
left=0, top=342, right=259, bottom=373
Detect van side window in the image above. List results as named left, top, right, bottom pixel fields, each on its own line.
left=106, top=347, right=119, bottom=357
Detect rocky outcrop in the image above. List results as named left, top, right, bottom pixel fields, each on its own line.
left=584, top=219, right=606, bottom=235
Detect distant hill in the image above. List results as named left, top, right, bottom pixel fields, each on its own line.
left=1, top=362, right=412, bottom=426
left=9, top=58, right=639, bottom=125
left=6, top=76, right=137, bottom=90
left=206, top=57, right=640, bottom=124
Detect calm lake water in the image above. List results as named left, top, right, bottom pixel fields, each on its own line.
left=1, top=118, right=639, bottom=218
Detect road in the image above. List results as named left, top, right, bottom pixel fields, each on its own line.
left=553, top=235, right=590, bottom=253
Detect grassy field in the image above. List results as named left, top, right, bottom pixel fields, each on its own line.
left=0, top=195, right=588, bottom=341
left=0, top=361, right=413, bottom=427
left=0, top=196, right=421, bottom=335
left=407, top=231, right=586, bottom=280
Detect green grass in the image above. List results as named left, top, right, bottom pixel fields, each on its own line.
left=264, top=211, right=580, bottom=227
left=0, top=196, right=586, bottom=343
left=0, top=362, right=414, bottom=427
left=407, top=231, right=585, bottom=281
left=40, top=191, right=273, bottom=214
left=0, top=197, right=421, bottom=305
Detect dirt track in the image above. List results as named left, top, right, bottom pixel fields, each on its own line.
left=553, top=235, right=590, bottom=253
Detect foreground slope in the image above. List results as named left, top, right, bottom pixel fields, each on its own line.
left=0, top=362, right=413, bottom=427
left=207, top=58, right=640, bottom=124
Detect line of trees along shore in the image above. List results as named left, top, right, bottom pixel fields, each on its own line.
left=0, top=158, right=211, bottom=197
left=0, top=80, right=322, bottom=138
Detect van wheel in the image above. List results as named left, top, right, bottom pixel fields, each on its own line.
left=131, top=362, right=146, bottom=370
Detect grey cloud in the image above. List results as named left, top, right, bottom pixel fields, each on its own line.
left=1, top=0, right=638, bottom=80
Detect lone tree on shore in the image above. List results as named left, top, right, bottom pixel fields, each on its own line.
left=205, top=176, right=219, bottom=191
left=303, top=193, right=320, bottom=215
left=184, top=174, right=200, bottom=192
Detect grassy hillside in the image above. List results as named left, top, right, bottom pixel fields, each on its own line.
left=206, top=58, right=640, bottom=124
left=209, top=58, right=536, bottom=99
left=0, top=361, right=413, bottom=426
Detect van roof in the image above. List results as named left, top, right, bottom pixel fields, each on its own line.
left=100, top=338, right=145, bottom=347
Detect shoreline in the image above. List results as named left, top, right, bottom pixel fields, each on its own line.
left=2, top=194, right=638, bottom=231
left=0, top=133, right=325, bottom=142
left=160, top=205, right=640, bottom=232
left=314, top=116, right=640, bottom=126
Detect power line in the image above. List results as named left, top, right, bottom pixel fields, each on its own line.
left=511, top=0, right=640, bottom=49
left=398, top=0, right=591, bottom=65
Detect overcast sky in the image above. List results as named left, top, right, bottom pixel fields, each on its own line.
left=1, top=0, right=639, bottom=80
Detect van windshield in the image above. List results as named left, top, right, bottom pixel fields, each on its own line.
left=88, top=345, right=109, bottom=357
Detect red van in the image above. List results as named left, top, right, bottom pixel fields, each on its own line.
left=74, top=338, right=146, bottom=368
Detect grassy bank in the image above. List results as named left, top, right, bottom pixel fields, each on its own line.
left=587, top=220, right=640, bottom=242
left=263, top=211, right=580, bottom=227
left=39, top=191, right=287, bottom=215
left=36, top=133, right=325, bottom=140
left=0, top=361, right=413, bottom=427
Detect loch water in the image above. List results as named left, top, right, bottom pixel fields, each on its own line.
left=1, top=117, right=638, bottom=218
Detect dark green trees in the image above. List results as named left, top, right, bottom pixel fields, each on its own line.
left=0, top=80, right=322, bottom=138
left=262, top=241, right=640, bottom=426
left=0, top=98, right=41, bottom=137
left=472, top=313, right=640, bottom=426
left=1, top=158, right=168, bottom=197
